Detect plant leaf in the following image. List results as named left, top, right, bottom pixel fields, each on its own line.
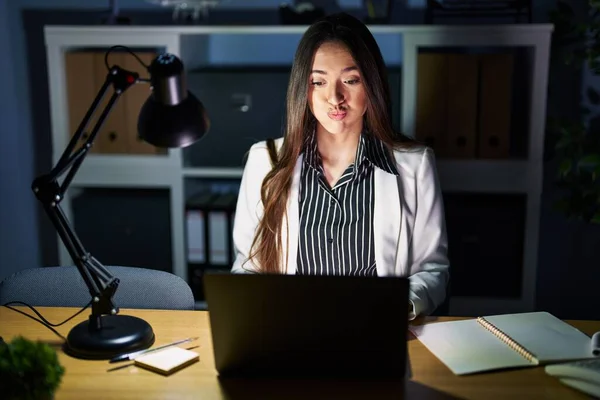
left=556, top=136, right=572, bottom=149
left=559, top=159, right=573, bottom=176
left=592, top=212, right=600, bottom=223
left=557, top=1, right=574, bottom=16
left=587, top=87, right=600, bottom=105
left=554, top=198, right=571, bottom=213
left=578, top=154, right=600, bottom=169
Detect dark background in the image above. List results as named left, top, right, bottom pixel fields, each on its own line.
left=0, top=0, right=598, bottom=319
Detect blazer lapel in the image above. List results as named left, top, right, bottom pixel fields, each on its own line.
left=374, top=168, right=402, bottom=276
left=283, top=155, right=303, bottom=274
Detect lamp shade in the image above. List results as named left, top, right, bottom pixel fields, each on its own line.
left=137, top=53, right=209, bottom=148
left=138, top=92, right=209, bottom=148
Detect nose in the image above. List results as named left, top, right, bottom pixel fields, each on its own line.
left=327, top=81, right=345, bottom=106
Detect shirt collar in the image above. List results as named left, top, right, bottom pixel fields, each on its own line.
left=303, top=130, right=321, bottom=172
left=302, top=131, right=399, bottom=176
left=363, top=133, right=399, bottom=176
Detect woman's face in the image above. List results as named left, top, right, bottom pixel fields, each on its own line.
left=307, top=41, right=368, bottom=137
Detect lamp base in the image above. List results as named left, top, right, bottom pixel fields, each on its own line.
left=64, top=315, right=155, bottom=359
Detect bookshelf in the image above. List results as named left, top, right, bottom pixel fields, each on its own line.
left=44, top=23, right=553, bottom=315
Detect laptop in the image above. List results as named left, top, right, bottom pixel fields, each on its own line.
left=203, top=272, right=409, bottom=380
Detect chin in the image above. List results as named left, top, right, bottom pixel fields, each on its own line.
left=317, top=120, right=361, bottom=136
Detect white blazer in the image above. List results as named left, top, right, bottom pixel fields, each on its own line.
left=231, top=138, right=449, bottom=319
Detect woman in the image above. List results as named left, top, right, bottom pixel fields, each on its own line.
left=231, top=12, right=449, bottom=319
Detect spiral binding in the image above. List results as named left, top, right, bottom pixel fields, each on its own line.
left=476, top=317, right=540, bottom=365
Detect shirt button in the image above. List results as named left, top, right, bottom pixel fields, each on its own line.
left=330, top=199, right=334, bottom=205
left=327, top=238, right=334, bottom=244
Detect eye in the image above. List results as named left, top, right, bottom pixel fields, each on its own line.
left=310, top=81, right=324, bottom=86
left=345, top=78, right=361, bottom=85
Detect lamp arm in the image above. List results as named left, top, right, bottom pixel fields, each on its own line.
left=32, top=64, right=143, bottom=325
left=61, top=87, right=122, bottom=191
left=54, top=76, right=113, bottom=173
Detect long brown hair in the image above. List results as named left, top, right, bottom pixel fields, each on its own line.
left=247, top=12, right=416, bottom=274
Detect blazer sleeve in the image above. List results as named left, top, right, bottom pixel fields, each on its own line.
left=408, top=148, right=450, bottom=318
left=230, top=143, right=270, bottom=274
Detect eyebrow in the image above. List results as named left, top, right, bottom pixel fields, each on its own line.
left=310, top=66, right=359, bottom=75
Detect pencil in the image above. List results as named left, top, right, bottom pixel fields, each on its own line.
left=109, top=336, right=199, bottom=363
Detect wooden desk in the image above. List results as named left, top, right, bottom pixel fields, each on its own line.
left=1, top=307, right=598, bottom=400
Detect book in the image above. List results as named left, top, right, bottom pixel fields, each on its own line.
left=134, top=347, right=199, bottom=376
left=409, top=311, right=596, bottom=375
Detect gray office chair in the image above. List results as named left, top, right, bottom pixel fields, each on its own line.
left=0, top=266, right=195, bottom=310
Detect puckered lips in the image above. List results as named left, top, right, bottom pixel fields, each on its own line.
left=327, top=110, right=347, bottom=121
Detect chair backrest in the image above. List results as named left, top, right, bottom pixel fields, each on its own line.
left=0, top=266, right=195, bottom=310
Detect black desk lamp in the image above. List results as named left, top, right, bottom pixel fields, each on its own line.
left=31, top=46, right=209, bottom=359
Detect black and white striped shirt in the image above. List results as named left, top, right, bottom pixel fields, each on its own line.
left=296, top=132, right=399, bottom=276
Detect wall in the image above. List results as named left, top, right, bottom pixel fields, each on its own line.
left=0, top=0, right=364, bottom=281
left=3, top=0, right=599, bottom=320
left=0, top=0, right=411, bottom=282
left=0, top=0, right=39, bottom=281
left=535, top=0, right=600, bottom=320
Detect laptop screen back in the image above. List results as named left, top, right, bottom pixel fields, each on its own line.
left=204, top=273, right=409, bottom=380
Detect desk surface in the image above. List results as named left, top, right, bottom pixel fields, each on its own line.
left=1, top=307, right=598, bottom=400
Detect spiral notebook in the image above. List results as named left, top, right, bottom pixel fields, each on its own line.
left=409, top=312, right=596, bottom=375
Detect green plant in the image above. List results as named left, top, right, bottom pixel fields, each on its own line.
left=0, top=336, right=65, bottom=400
left=548, top=0, right=600, bottom=223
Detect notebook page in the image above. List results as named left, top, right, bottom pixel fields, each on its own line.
left=134, top=347, right=199, bottom=375
left=483, top=312, right=594, bottom=363
left=410, top=319, right=533, bottom=375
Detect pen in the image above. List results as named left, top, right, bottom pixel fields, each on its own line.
left=109, top=337, right=199, bottom=363
left=592, top=332, right=600, bottom=356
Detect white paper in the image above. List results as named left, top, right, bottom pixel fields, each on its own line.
left=484, top=312, right=594, bottom=363
left=410, top=319, right=532, bottom=375
left=410, top=312, right=597, bottom=376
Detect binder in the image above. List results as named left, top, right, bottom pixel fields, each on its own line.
left=92, top=52, right=129, bottom=154
left=185, top=191, right=237, bottom=301
left=415, top=52, right=516, bottom=160
left=186, top=211, right=206, bottom=263
left=446, top=54, right=478, bottom=158
left=415, top=53, right=448, bottom=156
left=208, top=193, right=238, bottom=267
left=65, top=53, right=98, bottom=150
left=186, top=193, right=215, bottom=264
left=186, top=192, right=216, bottom=301
left=478, top=53, right=514, bottom=159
